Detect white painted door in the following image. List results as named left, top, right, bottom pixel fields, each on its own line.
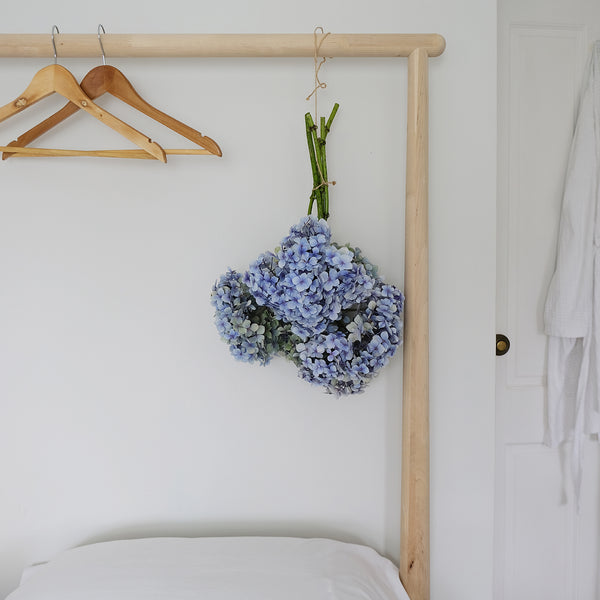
left=496, top=1, right=600, bottom=599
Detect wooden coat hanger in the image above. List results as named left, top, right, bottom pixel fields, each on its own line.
left=0, top=26, right=166, bottom=161
left=2, top=26, right=222, bottom=160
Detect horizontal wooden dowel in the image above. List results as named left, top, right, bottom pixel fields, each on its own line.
left=0, top=33, right=446, bottom=58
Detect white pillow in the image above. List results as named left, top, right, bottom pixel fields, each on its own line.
left=7, top=537, right=410, bottom=600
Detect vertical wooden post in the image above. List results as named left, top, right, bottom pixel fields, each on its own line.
left=400, top=47, right=430, bottom=600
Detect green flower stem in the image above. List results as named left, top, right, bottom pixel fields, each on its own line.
left=323, top=103, right=339, bottom=140
left=305, top=112, right=324, bottom=219
left=305, top=104, right=339, bottom=221
left=318, top=119, right=330, bottom=219
left=312, top=123, right=327, bottom=219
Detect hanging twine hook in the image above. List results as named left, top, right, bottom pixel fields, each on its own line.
left=306, top=26, right=336, bottom=196
left=306, top=26, right=331, bottom=118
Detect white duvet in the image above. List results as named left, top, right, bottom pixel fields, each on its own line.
left=7, top=537, right=410, bottom=600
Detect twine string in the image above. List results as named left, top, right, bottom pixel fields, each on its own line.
left=306, top=27, right=330, bottom=120
left=306, top=26, right=335, bottom=193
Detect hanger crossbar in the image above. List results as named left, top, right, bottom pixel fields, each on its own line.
left=0, top=147, right=212, bottom=158
left=0, top=33, right=445, bottom=58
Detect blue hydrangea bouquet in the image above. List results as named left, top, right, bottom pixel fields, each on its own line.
left=210, top=105, right=404, bottom=395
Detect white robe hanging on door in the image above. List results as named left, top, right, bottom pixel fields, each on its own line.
left=544, top=41, right=600, bottom=507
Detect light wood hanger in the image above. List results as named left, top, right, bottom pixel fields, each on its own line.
left=0, top=63, right=167, bottom=161
left=2, top=26, right=221, bottom=160
left=0, top=26, right=166, bottom=161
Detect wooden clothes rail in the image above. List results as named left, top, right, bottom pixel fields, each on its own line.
left=0, top=33, right=445, bottom=58
left=0, top=33, right=444, bottom=600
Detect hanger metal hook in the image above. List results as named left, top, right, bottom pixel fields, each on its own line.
left=97, top=24, right=107, bottom=65
left=51, top=25, right=60, bottom=64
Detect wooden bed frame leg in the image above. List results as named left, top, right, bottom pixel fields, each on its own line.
left=400, top=46, right=430, bottom=600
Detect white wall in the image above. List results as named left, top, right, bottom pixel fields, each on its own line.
left=0, top=2, right=496, bottom=599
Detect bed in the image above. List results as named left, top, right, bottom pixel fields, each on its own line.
left=0, top=32, right=445, bottom=600
left=7, top=537, right=411, bottom=600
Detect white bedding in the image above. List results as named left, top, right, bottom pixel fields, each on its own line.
left=7, top=537, right=410, bottom=600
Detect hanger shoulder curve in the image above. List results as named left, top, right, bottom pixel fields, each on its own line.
left=93, top=66, right=222, bottom=156
left=0, top=65, right=57, bottom=123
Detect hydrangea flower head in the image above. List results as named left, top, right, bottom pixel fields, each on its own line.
left=245, top=216, right=380, bottom=340
left=211, top=269, right=280, bottom=365
left=211, top=217, right=404, bottom=395
left=295, top=279, right=404, bottom=395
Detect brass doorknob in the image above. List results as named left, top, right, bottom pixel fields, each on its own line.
left=496, top=334, right=510, bottom=356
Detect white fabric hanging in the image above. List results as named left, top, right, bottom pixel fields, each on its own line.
left=544, top=40, right=600, bottom=509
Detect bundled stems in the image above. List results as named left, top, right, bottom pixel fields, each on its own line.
left=306, top=103, right=339, bottom=220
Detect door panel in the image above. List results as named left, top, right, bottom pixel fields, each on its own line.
left=507, top=25, right=583, bottom=387
left=496, top=2, right=600, bottom=599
